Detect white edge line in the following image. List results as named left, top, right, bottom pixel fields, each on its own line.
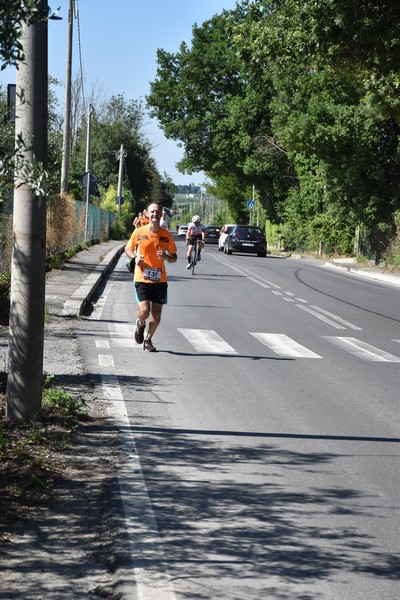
left=101, top=374, right=176, bottom=599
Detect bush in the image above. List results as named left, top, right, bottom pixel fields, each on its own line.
left=110, top=216, right=129, bottom=239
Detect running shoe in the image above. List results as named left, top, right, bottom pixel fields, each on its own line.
left=134, top=319, right=145, bottom=344
left=143, top=338, right=157, bottom=352
left=186, top=263, right=191, bottom=269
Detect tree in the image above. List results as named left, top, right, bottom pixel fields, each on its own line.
left=234, top=0, right=400, bottom=255
left=70, top=94, right=158, bottom=204
left=147, top=7, right=291, bottom=221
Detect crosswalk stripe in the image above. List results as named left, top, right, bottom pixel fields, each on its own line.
left=178, top=328, right=238, bottom=354
left=250, top=333, right=322, bottom=358
left=97, top=323, right=399, bottom=364
left=324, top=337, right=400, bottom=362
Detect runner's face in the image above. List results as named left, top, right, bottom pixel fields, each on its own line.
left=148, top=204, right=161, bottom=223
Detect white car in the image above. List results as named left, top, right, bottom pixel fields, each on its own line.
left=218, top=224, right=236, bottom=251
left=178, top=224, right=189, bottom=237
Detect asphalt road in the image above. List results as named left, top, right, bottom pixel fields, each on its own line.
left=77, top=239, right=400, bottom=600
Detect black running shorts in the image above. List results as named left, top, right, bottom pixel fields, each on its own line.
left=134, top=282, right=168, bottom=305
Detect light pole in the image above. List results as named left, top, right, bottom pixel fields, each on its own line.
left=116, top=144, right=127, bottom=216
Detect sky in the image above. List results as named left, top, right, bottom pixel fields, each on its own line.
left=1, top=0, right=239, bottom=187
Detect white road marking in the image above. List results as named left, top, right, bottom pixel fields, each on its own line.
left=250, top=333, right=322, bottom=358
left=102, top=373, right=124, bottom=400
left=297, top=304, right=346, bottom=329
left=107, top=323, right=139, bottom=347
left=101, top=374, right=176, bottom=599
left=310, top=305, right=362, bottom=330
left=178, top=328, right=238, bottom=354
left=248, top=276, right=270, bottom=288
left=246, top=269, right=282, bottom=289
left=109, top=322, right=136, bottom=337
left=272, top=290, right=282, bottom=296
left=96, top=339, right=110, bottom=348
left=283, top=298, right=296, bottom=303
left=211, top=254, right=281, bottom=288
left=111, top=338, right=138, bottom=348
left=324, top=337, right=400, bottom=362
left=98, top=354, right=114, bottom=367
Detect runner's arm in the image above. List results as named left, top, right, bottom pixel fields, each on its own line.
left=162, top=251, right=177, bottom=263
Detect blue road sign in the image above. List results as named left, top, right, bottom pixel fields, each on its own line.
left=247, top=200, right=255, bottom=209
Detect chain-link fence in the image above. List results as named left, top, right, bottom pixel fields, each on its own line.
left=0, top=193, right=115, bottom=275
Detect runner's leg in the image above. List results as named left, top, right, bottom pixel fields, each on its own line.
left=146, top=302, right=163, bottom=341
left=137, top=299, right=150, bottom=326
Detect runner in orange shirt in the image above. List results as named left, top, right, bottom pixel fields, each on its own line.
left=139, top=208, right=149, bottom=226
left=125, top=202, right=177, bottom=352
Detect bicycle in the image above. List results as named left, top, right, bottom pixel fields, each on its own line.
left=189, top=238, right=202, bottom=275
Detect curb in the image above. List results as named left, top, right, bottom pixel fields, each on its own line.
left=324, top=261, right=400, bottom=287
left=61, top=244, right=125, bottom=316
left=290, top=253, right=400, bottom=287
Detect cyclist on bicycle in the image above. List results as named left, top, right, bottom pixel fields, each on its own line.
left=186, top=215, right=206, bottom=269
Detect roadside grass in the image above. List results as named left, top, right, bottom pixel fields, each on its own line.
left=0, top=372, right=89, bottom=529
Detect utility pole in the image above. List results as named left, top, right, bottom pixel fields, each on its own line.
left=60, top=0, right=74, bottom=194
left=84, top=103, right=94, bottom=241
left=116, top=144, right=126, bottom=216
left=6, top=2, right=48, bottom=421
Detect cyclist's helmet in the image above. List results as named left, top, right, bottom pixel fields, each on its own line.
left=192, top=215, right=200, bottom=224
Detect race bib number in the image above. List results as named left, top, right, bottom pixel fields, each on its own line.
left=143, top=266, right=161, bottom=281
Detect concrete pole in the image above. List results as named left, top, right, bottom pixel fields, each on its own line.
left=116, top=144, right=125, bottom=216
left=60, top=0, right=74, bottom=194
left=84, top=104, right=93, bottom=242
left=6, top=3, right=48, bottom=422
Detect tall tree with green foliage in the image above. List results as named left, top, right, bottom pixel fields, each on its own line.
left=70, top=94, right=163, bottom=218
left=147, top=6, right=291, bottom=221
left=235, top=0, right=400, bottom=257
